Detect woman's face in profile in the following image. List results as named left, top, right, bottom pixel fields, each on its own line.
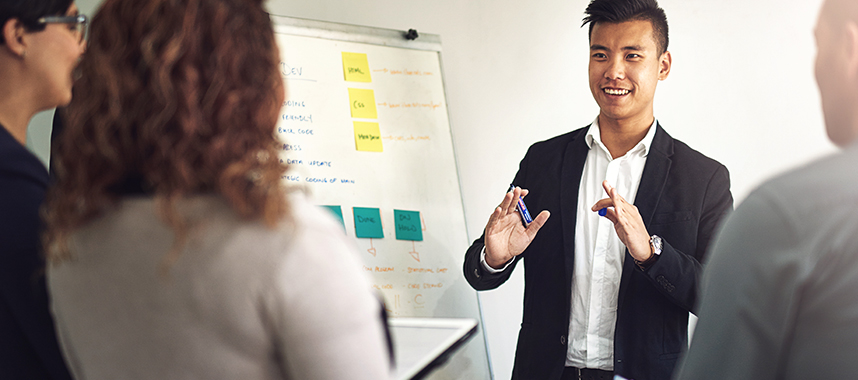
left=27, top=2, right=85, bottom=108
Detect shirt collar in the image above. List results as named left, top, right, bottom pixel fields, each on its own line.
left=585, top=117, right=658, bottom=157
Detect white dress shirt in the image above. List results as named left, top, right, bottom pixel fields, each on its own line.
left=479, top=117, right=656, bottom=370
left=567, top=117, right=655, bottom=370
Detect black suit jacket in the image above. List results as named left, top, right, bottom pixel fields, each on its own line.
left=463, top=124, right=732, bottom=380
left=0, top=124, right=73, bottom=380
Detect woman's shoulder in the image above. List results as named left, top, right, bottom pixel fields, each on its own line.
left=276, top=190, right=361, bottom=264
left=182, top=190, right=359, bottom=267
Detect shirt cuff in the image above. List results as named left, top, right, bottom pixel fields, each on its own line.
left=481, top=245, right=514, bottom=273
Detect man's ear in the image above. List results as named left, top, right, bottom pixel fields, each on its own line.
left=658, top=51, right=672, bottom=81
left=1, top=18, right=28, bottom=58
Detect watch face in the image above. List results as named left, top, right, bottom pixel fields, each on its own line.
left=651, top=235, right=663, bottom=255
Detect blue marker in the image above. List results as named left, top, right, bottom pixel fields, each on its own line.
left=509, top=184, right=533, bottom=226
left=598, top=207, right=607, bottom=217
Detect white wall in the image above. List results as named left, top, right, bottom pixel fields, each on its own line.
left=30, top=1, right=833, bottom=379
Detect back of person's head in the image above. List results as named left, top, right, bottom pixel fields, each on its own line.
left=815, top=0, right=858, bottom=147
left=582, top=0, right=669, bottom=55
left=0, top=0, right=73, bottom=44
left=45, top=0, right=287, bottom=262
left=821, top=0, right=858, bottom=26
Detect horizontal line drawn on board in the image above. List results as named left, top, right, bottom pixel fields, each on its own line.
left=376, top=102, right=443, bottom=110
left=372, top=68, right=434, bottom=76
left=381, top=135, right=430, bottom=142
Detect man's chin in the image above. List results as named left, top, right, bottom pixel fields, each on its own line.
left=598, top=108, right=633, bottom=122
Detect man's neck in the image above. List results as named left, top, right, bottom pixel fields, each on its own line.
left=597, top=113, right=654, bottom=159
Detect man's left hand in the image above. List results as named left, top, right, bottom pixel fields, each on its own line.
left=591, top=180, right=652, bottom=262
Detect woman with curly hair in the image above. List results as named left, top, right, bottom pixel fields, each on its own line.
left=0, top=0, right=85, bottom=378
left=42, top=0, right=391, bottom=378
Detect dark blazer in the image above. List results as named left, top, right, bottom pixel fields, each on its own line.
left=0, top=125, right=73, bottom=380
left=463, top=124, right=732, bottom=380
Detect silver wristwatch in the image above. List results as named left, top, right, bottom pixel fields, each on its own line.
left=650, top=235, right=663, bottom=256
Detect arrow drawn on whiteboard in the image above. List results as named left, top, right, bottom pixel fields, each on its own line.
left=409, top=241, right=420, bottom=262
left=367, top=239, right=377, bottom=257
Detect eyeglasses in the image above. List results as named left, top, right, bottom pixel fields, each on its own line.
left=37, top=14, right=88, bottom=44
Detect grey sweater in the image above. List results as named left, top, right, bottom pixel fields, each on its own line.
left=676, top=143, right=858, bottom=379
left=48, top=192, right=390, bottom=380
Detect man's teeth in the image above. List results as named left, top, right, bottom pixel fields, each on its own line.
left=604, top=88, right=630, bottom=95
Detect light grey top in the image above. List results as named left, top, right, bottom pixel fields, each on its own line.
left=675, top=144, right=858, bottom=379
left=48, top=192, right=391, bottom=380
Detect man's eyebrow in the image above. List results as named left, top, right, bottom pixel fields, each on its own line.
left=590, top=44, right=645, bottom=52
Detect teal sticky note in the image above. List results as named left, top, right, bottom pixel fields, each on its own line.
left=394, top=210, right=423, bottom=241
left=321, top=205, right=345, bottom=230
left=353, top=207, right=384, bottom=238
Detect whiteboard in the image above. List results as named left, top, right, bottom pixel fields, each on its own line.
left=271, top=15, right=491, bottom=380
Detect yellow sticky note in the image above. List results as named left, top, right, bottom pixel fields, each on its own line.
left=342, top=52, right=372, bottom=83
left=354, top=122, right=383, bottom=152
left=348, top=88, right=378, bottom=119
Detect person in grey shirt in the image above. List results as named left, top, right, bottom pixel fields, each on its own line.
left=674, top=0, right=858, bottom=378
left=40, top=0, right=392, bottom=378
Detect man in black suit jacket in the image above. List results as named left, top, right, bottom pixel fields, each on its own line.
left=462, top=1, right=732, bottom=379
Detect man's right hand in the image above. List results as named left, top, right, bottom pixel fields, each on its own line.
left=484, top=186, right=550, bottom=269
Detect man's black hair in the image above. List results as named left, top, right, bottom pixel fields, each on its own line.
left=0, top=0, right=73, bottom=44
left=582, top=0, right=669, bottom=55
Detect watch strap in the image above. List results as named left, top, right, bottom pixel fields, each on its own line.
left=635, top=235, right=662, bottom=270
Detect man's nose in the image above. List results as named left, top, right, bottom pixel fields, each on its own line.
left=604, top=58, right=625, bottom=80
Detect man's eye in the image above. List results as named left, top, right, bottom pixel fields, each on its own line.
left=627, top=54, right=641, bottom=59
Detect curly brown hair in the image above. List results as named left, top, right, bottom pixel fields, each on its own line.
left=44, top=0, right=287, bottom=265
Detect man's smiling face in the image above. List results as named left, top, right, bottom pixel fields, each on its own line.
left=588, top=19, right=670, bottom=125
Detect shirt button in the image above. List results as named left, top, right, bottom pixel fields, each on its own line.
left=474, top=268, right=480, bottom=278
left=560, top=336, right=567, bottom=345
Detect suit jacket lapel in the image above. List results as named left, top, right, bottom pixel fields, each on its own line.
left=618, top=123, right=674, bottom=305
left=560, top=127, right=590, bottom=296
left=634, top=123, right=674, bottom=226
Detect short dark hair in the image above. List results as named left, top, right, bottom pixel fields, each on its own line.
left=0, top=0, right=73, bottom=44
left=582, top=0, right=669, bottom=55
